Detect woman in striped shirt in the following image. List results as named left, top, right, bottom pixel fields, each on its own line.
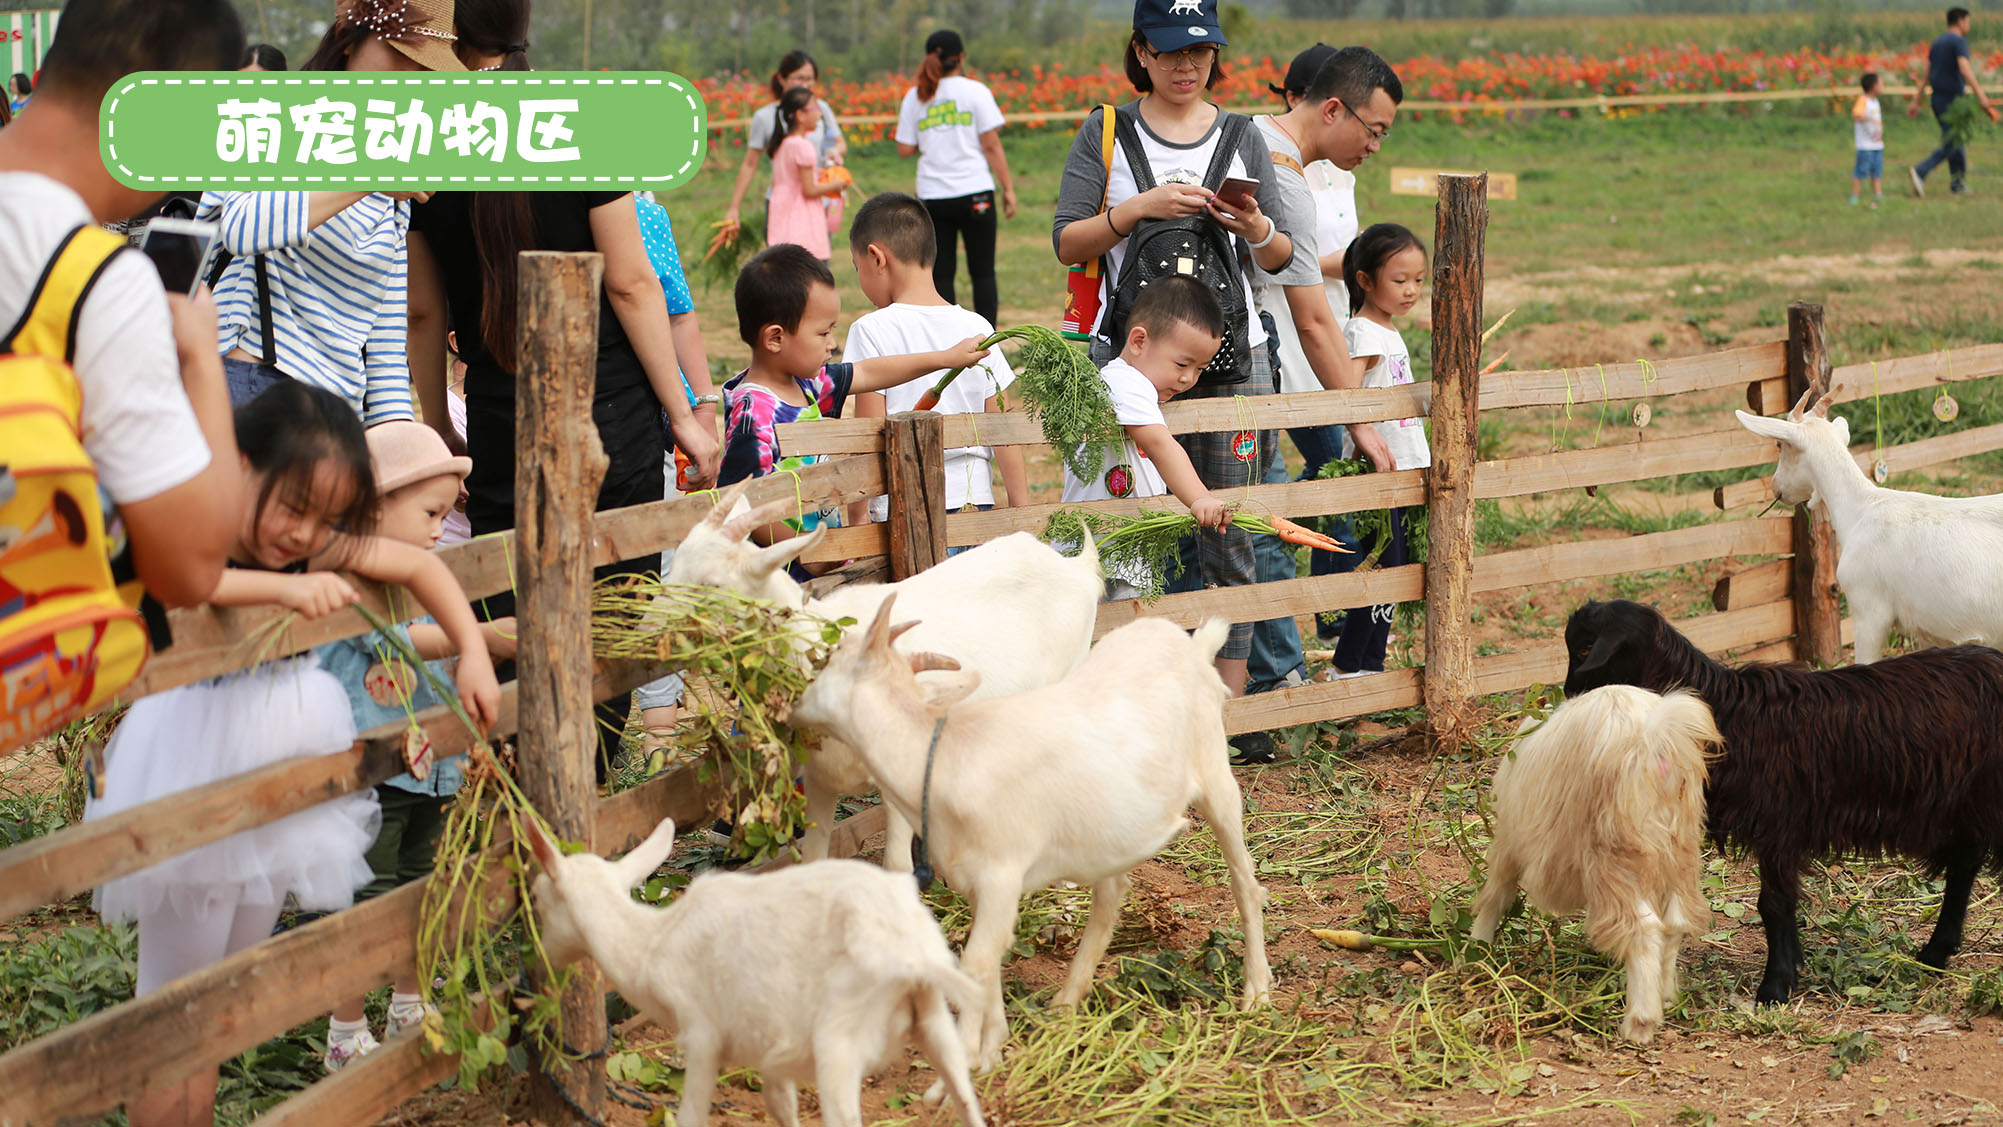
left=201, top=0, right=464, bottom=421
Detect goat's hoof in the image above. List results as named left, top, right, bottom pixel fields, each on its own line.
left=1753, top=982, right=1793, bottom=1006
left=1618, top=1016, right=1660, bottom=1044
left=1916, top=946, right=1954, bottom=971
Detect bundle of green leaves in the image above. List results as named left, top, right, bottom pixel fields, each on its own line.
left=1001, top=326, right=1124, bottom=482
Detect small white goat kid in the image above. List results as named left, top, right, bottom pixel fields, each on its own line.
left=1737, top=388, right=2003, bottom=663
left=1470, top=685, right=1722, bottom=1043
left=787, top=597, right=1272, bottom=1071
left=526, top=816, right=987, bottom=1127
left=666, top=483, right=1103, bottom=866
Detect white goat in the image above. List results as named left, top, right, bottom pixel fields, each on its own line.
left=787, top=597, right=1272, bottom=1071
left=526, top=816, right=987, bottom=1127
left=1470, top=685, right=1722, bottom=1043
left=1737, top=387, right=2003, bottom=663
left=666, top=483, right=1103, bottom=867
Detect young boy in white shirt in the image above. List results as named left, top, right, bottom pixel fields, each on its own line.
left=847, top=192, right=1028, bottom=546
left=1852, top=71, right=1885, bottom=208
left=1063, top=274, right=1239, bottom=626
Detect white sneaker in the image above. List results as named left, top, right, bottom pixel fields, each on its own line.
left=385, top=998, right=434, bottom=1039
left=324, top=1027, right=381, bottom=1073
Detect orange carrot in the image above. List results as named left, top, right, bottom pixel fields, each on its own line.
left=1249, top=514, right=1354, bottom=554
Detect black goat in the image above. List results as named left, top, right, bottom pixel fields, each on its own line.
left=1563, top=598, right=2003, bottom=1004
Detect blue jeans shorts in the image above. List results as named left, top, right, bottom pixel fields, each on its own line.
left=1853, top=148, right=1884, bottom=179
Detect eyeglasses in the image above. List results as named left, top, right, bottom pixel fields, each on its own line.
left=1145, top=44, right=1219, bottom=72
left=1344, top=105, right=1391, bottom=143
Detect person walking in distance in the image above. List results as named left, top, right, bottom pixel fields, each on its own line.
left=1909, top=6, right=2000, bottom=196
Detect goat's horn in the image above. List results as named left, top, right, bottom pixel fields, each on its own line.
left=863, top=594, right=899, bottom=649
left=909, top=651, right=960, bottom=673
left=1812, top=384, right=1840, bottom=417
left=887, top=619, right=922, bottom=646
left=1787, top=386, right=1815, bottom=421
left=704, top=481, right=752, bottom=527
left=721, top=499, right=790, bottom=543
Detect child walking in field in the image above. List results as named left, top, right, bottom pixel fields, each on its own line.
left=86, top=382, right=499, bottom=1127
left=719, top=244, right=990, bottom=578
left=1329, top=224, right=1432, bottom=680
left=1060, top=274, right=1243, bottom=637
left=765, top=87, right=846, bottom=263
left=1853, top=72, right=1886, bottom=208
left=845, top=192, right=1028, bottom=542
left=319, top=421, right=519, bottom=1071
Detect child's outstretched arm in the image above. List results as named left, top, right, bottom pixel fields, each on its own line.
left=849, top=337, right=991, bottom=396
left=209, top=569, right=359, bottom=617
left=341, top=537, right=501, bottom=732
left=1128, top=423, right=1232, bottom=531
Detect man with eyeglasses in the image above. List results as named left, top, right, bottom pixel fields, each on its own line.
left=1240, top=45, right=1407, bottom=723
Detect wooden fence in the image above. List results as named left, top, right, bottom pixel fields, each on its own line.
left=4, top=176, right=2003, bottom=1125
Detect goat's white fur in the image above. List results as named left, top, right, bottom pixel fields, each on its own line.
left=1470, top=685, right=1721, bottom=1043
left=1737, top=390, right=2003, bottom=663
left=666, top=483, right=1102, bottom=867
left=787, top=597, right=1272, bottom=1072
left=526, top=817, right=987, bottom=1127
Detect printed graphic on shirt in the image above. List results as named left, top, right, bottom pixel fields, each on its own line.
left=918, top=101, right=975, bottom=130
left=1106, top=463, right=1135, bottom=498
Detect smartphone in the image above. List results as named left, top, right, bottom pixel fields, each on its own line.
left=1215, top=176, right=1260, bottom=209
left=138, top=217, right=221, bottom=295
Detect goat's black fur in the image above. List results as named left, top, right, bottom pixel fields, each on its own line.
left=1564, top=598, right=2003, bottom=1003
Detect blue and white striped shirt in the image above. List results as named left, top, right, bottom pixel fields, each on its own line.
left=198, top=191, right=415, bottom=425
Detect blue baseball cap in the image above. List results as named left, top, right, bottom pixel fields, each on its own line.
left=1132, top=0, right=1227, bottom=53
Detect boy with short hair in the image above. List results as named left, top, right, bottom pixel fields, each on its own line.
left=1853, top=72, right=1886, bottom=208
left=721, top=243, right=990, bottom=576
left=846, top=192, right=1029, bottom=541
left=1062, top=273, right=1241, bottom=642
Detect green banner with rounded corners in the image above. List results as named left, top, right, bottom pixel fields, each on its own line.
left=100, top=71, right=706, bottom=190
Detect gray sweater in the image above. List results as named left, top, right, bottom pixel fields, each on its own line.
left=1050, top=102, right=1295, bottom=283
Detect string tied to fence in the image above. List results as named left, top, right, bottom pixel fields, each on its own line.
left=1229, top=393, right=1260, bottom=501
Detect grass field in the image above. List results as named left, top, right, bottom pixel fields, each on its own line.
left=9, top=77, right=2003, bottom=1127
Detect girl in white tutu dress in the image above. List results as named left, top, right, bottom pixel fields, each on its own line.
left=88, top=381, right=499, bottom=1127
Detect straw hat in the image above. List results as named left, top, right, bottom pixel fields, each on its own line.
left=366, top=421, right=472, bottom=495
left=338, top=0, right=466, bottom=73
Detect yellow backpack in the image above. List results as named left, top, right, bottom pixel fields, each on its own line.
left=0, top=225, right=153, bottom=753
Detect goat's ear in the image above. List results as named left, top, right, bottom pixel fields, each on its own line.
left=613, top=817, right=679, bottom=889
left=721, top=499, right=794, bottom=543
left=1735, top=410, right=1798, bottom=444
left=704, top=481, right=753, bottom=528
left=1829, top=414, right=1851, bottom=446
left=909, top=651, right=961, bottom=673
left=1571, top=631, right=1624, bottom=681
left=750, top=524, right=825, bottom=574
left=916, top=669, right=982, bottom=708
left=525, top=818, right=563, bottom=878
left=862, top=594, right=900, bottom=651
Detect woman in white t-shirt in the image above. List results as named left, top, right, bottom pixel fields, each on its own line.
left=895, top=30, right=1017, bottom=325
left=721, top=50, right=847, bottom=240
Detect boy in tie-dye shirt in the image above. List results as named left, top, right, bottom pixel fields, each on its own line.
left=719, top=245, right=991, bottom=577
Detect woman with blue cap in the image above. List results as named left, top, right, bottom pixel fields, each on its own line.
left=1051, top=0, right=1301, bottom=755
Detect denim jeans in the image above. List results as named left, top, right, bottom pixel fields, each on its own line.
left=1915, top=95, right=1968, bottom=186
left=222, top=356, right=287, bottom=408
left=1246, top=445, right=1306, bottom=693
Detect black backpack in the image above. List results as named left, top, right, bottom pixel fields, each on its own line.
left=1097, top=105, right=1253, bottom=389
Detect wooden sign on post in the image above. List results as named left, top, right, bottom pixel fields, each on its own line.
left=1391, top=167, right=1518, bottom=201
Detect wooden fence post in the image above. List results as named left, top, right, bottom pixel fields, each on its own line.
left=883, top=410, right=947, bottom=580
left=1422, top=174, right=1488, bottom=752
left=1787, top=301, right=1842, bottom=667
left=515, top=251, right=610, bottom=1125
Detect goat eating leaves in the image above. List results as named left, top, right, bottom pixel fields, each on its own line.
left=526, top=816, right=987, bottom=1127
left=1564, top=598, right=2003, bottom=1003
left=1471, top=684, right=1722, bottom=1042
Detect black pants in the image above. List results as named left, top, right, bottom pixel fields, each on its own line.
left=924, top=191, right=999, bottom=325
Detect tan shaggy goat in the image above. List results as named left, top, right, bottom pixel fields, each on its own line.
left=1470, top=684, right=1722, bottom=1043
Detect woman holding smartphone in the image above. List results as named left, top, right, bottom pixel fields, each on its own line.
left=198, top=0, right=463, bottom=419
left=1050, top=0, right=1299, bottom=751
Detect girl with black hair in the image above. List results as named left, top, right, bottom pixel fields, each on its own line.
left=894, top=28, right=1016, bottom=324
left=766, top=86, right=845, bottom=261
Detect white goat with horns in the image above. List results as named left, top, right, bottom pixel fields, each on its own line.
left=526, top=816, right=988, bottom=1127
left=1470, top=684, right=1723, bottom=1043
left=666, top=482, right=1103, bottom=865
left=1736, top=383, right=2003, bottom=663
left=786, top=596, right=1272, bottom=1073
